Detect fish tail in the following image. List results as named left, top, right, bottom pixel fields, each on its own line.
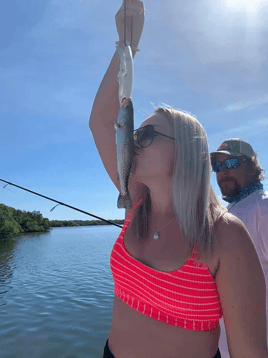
left=117, top=192, right=132, bottom=209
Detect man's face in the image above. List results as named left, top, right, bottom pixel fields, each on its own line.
left=213, top=154, right=252, bottom=197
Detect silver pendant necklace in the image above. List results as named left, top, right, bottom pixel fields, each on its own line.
left=152, top=214, right=175, bottom=240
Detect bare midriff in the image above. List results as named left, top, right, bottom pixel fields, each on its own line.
left=108, top=296, right=221, bottom=358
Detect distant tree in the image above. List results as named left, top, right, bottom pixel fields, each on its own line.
left=0, top=217, right=21, bottom=240
left=0, top=204, right=51, bottom=242
left=48, top=218, right=124, bottom=227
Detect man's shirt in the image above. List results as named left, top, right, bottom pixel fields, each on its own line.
left=227, top=189, right=268, bottom=296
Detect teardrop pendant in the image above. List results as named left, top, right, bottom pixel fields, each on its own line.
left=153, top=232, right=159, bottom=240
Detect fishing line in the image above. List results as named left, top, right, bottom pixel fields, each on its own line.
left=0, top=179, right=123, bottom=229
left=130, top=0, right=133, bottom=48
left=2, top=184, right=17, bottom=195
left=130, top=16, right=133, bottom=48
left=123, top=0, right=133, bottom=48
left=66, top=219, right=106, bottom=239
left=124, top=0, right=127, bottom=46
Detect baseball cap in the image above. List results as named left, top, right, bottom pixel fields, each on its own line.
left=210, top=138, right=255, bottom=162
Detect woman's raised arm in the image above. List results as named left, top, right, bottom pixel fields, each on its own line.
left=89, top=0, right=144, bottom=189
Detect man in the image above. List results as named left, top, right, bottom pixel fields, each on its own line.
left=210, top=138, right=268, bottom=358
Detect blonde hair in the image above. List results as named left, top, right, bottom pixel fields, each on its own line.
left=132, top=106, right=228, bottom=266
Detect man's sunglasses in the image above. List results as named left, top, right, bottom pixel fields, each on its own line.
left=134, top=124, right=175, bottom=148
left=212, top=158, right=246, bottom=173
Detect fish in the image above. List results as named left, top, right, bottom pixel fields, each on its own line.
left=114, top=97, right=134, bottom=209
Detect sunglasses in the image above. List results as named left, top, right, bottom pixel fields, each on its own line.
left=212, top=158, right=246, bottom=172
left=134, top=124, right=175, bottom=148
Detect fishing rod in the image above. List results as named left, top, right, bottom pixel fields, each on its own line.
left=0, top=179, right=123, bottom=229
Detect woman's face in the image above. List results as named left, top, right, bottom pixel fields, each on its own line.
left=131, top=113, right=175, bottom=182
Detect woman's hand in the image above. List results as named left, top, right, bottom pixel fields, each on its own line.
left=115, top=0, right=145, bottom=49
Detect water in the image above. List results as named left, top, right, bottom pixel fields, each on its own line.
left=0, top=225, right=121, bottom=358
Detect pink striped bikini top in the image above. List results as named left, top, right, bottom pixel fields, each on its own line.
left=110, top=199, right=223, bottom=331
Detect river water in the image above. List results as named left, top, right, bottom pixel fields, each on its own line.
left=0, top=225, right=121, bottom=358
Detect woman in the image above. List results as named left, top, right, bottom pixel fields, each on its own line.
left=89, top=1, right=268, bottom=357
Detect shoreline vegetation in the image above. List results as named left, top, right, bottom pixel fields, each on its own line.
left=50, top=219, right=124, bottom=227
left=0, top=203, right=124, bottom=243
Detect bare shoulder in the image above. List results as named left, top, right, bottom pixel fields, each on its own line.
left=214, top=212, right=254, bottom=251
left=215, top=213, right=268, bottom=357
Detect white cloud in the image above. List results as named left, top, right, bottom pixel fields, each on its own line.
left=210, top=117, right=268, bottom=142
left=224, top=94, right=268, bottom=112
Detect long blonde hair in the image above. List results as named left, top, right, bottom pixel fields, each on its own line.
left=132, top=106, right=228, bottom=266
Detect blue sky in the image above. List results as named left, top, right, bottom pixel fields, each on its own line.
left=1, top=0, right=268, bottom=221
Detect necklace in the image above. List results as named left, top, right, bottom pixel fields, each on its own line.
left=152, top=213, right=175, bottom=240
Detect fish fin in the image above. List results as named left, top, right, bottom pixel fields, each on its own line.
left=117, top=192, right=132, bottom=209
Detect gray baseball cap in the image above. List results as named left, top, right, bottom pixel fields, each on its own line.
left=210, top=138, right=255, bottom=161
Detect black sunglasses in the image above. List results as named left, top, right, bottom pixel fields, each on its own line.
left=212, top=157, right=247, bottom=173
left=134, top=124, right=175, bottom=148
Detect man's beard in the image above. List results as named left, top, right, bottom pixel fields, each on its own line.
left=219, top=179, right=241, bottom=197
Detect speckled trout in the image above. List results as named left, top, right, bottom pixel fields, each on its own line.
left=114, top=97, right=134, bottom=209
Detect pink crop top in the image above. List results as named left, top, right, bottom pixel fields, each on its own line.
left=110, top=199, right=223, bottom=331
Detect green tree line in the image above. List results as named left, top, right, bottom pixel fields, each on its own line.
left=0, top=204, right=50, bottom=242
left=0, top=203, right=124, bottom=242
left=50, top=219, right=124, bottom=227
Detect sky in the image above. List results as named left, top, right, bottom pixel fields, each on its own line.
left=1, top=0, right=268, bottom=221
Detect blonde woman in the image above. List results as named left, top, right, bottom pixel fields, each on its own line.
left=89, top=1, right=267, bottom=357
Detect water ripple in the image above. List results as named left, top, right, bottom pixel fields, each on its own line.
left=0, top=226, right=120, bottom=357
